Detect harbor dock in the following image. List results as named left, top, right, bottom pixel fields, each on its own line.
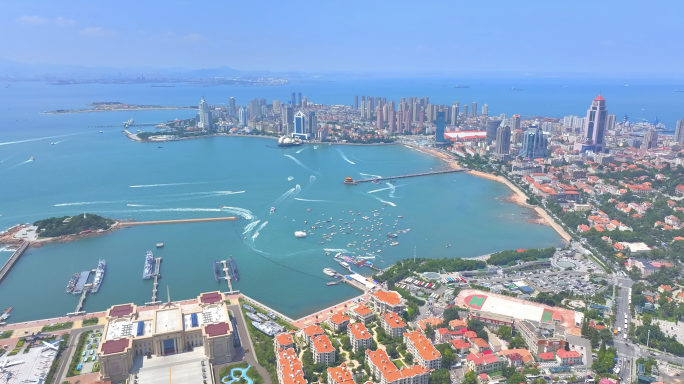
left=0, top=241, right=29, bottom=284
left=146, top=257, right=163, bottom=305
left=122, top=217, right=238, bottom=226
left=344, top=168, right=468, bottom=184
left=67, top=285, right=90, bottom=316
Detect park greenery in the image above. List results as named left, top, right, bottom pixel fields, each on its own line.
left=487, top=248, right=555, bottom=267
left=581, top=319, right=614, bottom=348
left=632, top=316, right=684, bottom=356
left=34, top=214, right=114, bottom=238
left=0, top=331, right=13, bottom=339
left=592, top=341, right=618, bottom=374
left=82, top=317, right=99, bottom=326
left=42, top=321, right=74, bottom=332
left=218, top=362, right=264, bottom=384
left=45, top=334, right=69, bottom=384
left=239, top=306, right=278, bottom=384
left=375, top=258, right=485, bottom=286
left=67, top=331, right=92, bottom=377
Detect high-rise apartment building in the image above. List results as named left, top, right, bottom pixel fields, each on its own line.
left=496, top=125, right=511, bottom=155
left=228, top=97, right=236, bottom=116
left=471, top=102, right=478, bottom=118
left=509, top=114, right=521, bottom=131
left=574, top=95, right=608, bottom=153
left=297, top=92, right=302, bottom=107
left=451, top=102, right=459, bottom=125
left=482, top=104, right=489, bottom=117
left=642, top=129, right=658, bottom=150
left=302, top=96, right=307, bottom=108
left=238, top=107, right=249, bottom=127
left=290, top=92, right=296, bottom=107
left=354, top=95, right=359, bottom=109
left=462, top=105, right=469, bottom=119
left=249, top=99, right=260, bottom=118
left=606, top=114, right=616, bottom=131
left=435, top=111, right=445, bottom=144
left=389, top=110, right=396, bottom=132
left=360, top=101, right=366, bottom=120
left=376, top=107, right=384, bottom=129
left=273, top=100, right=280, bottom=112
left=675, top=119, right=684, bottom=144
left=283, top=107, right=294, bottom=134
left=198, top=96, right=212, bottom=130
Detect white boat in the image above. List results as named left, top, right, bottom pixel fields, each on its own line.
left=294, top=231, right=307, bottom=238
left=323, top=268, right=336, bottom=276
left=270, top=207, right=276, bottom=213
left=29, top=157, right=34, bottom=161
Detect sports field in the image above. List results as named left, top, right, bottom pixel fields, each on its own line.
left=455, top=289, right=582, bottom=335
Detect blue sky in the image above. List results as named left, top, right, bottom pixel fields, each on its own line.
left=2, top=0, right=682, bottom=75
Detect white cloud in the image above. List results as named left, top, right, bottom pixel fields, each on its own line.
left=54, top=17, right=76, bottom=27
left=79, top=27, right=118, bottom=37
left=18, top=15, right=49, bottom=25
left=182, top=33, right=205, bottom=42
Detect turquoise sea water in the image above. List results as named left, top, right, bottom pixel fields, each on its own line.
left=1, top=76, right=680, bottom=323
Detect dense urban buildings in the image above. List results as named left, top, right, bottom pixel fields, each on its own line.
left=574, top=94, right=608, bottom=153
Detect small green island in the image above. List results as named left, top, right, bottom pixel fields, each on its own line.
left=34, top=213, right=115, bottom=238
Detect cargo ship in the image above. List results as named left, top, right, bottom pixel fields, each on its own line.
left=142, top=251, right=155, bottom=279
left=91, top=259, right=106, bottom=293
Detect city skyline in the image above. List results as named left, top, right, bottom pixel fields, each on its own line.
left=2, top=0, right=684, bottom=76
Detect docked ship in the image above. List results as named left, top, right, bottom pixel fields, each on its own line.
left=227, top=257, right=240, bottom=281
left=91, top=259, right=106, bottom=293
left=323, top=268, right=337, bottom=277
left=66, top=273, right=79, bottom=293
left=142, top=251, right=155, bottom=279
left=335, top=259, right=352, bottom=271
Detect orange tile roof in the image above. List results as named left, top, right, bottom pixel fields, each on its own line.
left=383, top=312, right=406, bottom=329
left=328, top=364, right=355, bottom=384
left=451, top=339, right=471, bottom=349
left=556, top=349, right=580, bottom=359
left=304, top=324, right=325, bottom=337
left=449, top=319, right=468, bottom=329
left=404, top=331, right=441, bottom=362
left=464, top=331, right=478, bottom=339
left=353, top=304, right=372, bottom=316
left=312, top=334, right=335, bottom=353
left=471, top=337, right=490, bottom=348
left=497, top=348, right=533, bottom=364
left=538, top=352, right=555, bottom=360
left=278, top=348, right=307, bottom=384
left=466, top=352, right=499, bottom=365
left=372, top=291, right=402, bottom=306
left=275, top=333, right=294, bottom=347
left=417, top=317, right=443, bottom=331
left=330, top=313, right=350, bottom=325
left=349, top=322, right=372, bottom=340
left=366, top=349, right=427, bottom=383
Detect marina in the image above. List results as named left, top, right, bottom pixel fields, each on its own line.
left=146, top=257, right=163, bottom=305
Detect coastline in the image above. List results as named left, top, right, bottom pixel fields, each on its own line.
left=42, top=106, right=194, bottom=114
left=126, top=131, right=397, bottom=146
left=403, top=143, right=572, bottom=242
left=0, top=222, right=125, bottom=249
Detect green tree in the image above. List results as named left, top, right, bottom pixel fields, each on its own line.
left=404, top=352, right=414, bottom=366
left=507, top=372, right=527, bottom=384
left=443, top=307, right=460, bottom=323
left=425, top=324, right=436, bottom=340
left=509, top=335, right=526, bottom=349
left=497, top=325, right=512, bottom=341
left=429, top=369, right=450, bottom=384
left=463, top=371, right=478, bottom=384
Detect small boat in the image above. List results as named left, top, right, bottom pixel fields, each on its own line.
left=323, top=268, right=336, bottom=276
left=446, top=244, right=451, bottom=248
left=156, top=243, right=164, bottom=248
left=29, top=157, right=34, bottom=161
left=307, top=208, right=312, bottom=211
left=99, top=131, right=104, bottom=133
left=327, top=281, right=339, bottom=286
left=50, top=142, right=55, bottom=145
left=270, top=207, right=276, bottom=213
left=397, top=215, right=403, bottom=218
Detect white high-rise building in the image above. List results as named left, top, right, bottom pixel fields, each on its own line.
left=238, top=107, right=249, bottom=127
left=198, top=96, right=212, bottom=130
left=675, top=119, right=684, bottom=144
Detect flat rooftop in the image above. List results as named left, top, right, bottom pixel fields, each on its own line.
left=105, top=318, right=134, bottom=340
left=0, top=345, right=58, bottom=384
left=156, top=308, right=182, bottom=333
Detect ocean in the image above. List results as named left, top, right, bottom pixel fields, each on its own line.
left=0, top=76, right=680, bottom=322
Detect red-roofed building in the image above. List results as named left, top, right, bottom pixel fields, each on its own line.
left=403, top=331, right=441, bottom=370
left=312, top=334, right=336, bottom=365
left=382, top=312, right=407, bottom=337
left=327, top=313, right=350, bottom=332
left=365, top=349, right=429, bottom=384
left=416, top=317, right=443, bottom=333
left=350, top=304, right=375, bottom=324
left=470, top=338, right=491, bottom=353
left=348, top=323, right=373, bottom=352
left=275, top=333, right=295, bottom=351
left=478, top=373, right=490, bottom=383
left=556, top=349, right=582, bottom=366
left=451, top=339, right=471, bottom=354
left=538, top=352, right=555, bottom=361
left=370, top=290, right=406, bottom=314
left=497, top=349, right=534, bottom=365
left=465, top=352, right=504, bottom=374
left=302, top=324, right=325, bottom=345
left=328, top=364, right=355, bottom=384
left=277, top=348, right=307, bottom=384
left=449, top=319, right=468, bottom=331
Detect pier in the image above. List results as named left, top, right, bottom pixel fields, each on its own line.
left=219, top=260, right=236, bottom=294
left=146, top=257, right=163, bottom=305
left=122, top=217, right=238, bottom=227
left=344, top=168, right=468, bottom=184
left=0, top=241, right=29, bottom=284
left=67, top=286, right=89, bottom=317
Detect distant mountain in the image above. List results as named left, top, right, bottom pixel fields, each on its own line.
left=0, top=58, right=243, bottom=78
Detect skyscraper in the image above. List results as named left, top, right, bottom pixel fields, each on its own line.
left=228, top=97, right=236, bottom=117
left=376, top=107, right=384, bottom=129
left=642, top=129, right=658, bottom=150
left=485, top=117, right=502, bottom=144
left=675, top=119, right=684, bottom=144
left=471, top=102, right=477, bottom=118
left=435, top=111, right=445, bottom=144
left=451, top=102, right=459, bottom=125
left=495, top=125, right=511, bottom=155
left=302, top=96, right=307, bottom=108
left=297, top=92, right=302, bottom=107
left=462, top=105, right=468, bottom=119
left=354, top=95, right=359, bottom=109
left=249, top=99, right=260, bottom=118
left=308, top=111, right=318, bottom=135
left=574, top=94, right=608, bottom=153
left=418, top=110, right=424, bottom=132
left=509, top=115, right=521, bottom=131
left=283, top=107, right=294, bottom=134
left=273, top=100, right=280, bottom=111
left=520, top=125, right=548, bottom=159
left=198, top=95, right=212, bottom=130
left=606, top=114, right=616, bottom=131
left=238, top=107, right=249, bottom=127
left=360, top=101, right=366, bottom=120
left=388, top=110, right=396, bottom=132
left=482, top=104, right=489, bottom=117
left=294, top=111, right=306, bottom=135
left=290, top=92, right=296, bottom=107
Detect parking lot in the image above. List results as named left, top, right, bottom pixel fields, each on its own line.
left=652, top=318, right=684, bottom=344
left=77, top=329, right=103, bottom=374
left=553, top=250, right=600, bottom=273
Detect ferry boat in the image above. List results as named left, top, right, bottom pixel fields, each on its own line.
left=142, top=251, right=155, bottom=279
left=335, top=260, right=352, bottom=271
left=91, top=259, right=106, bottom=293
left=66, top=273, right=79, bottom=293
left=323, top=268, right=337, bottom=277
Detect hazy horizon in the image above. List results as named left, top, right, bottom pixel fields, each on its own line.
left=2, top=0, right=683, bottom=77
